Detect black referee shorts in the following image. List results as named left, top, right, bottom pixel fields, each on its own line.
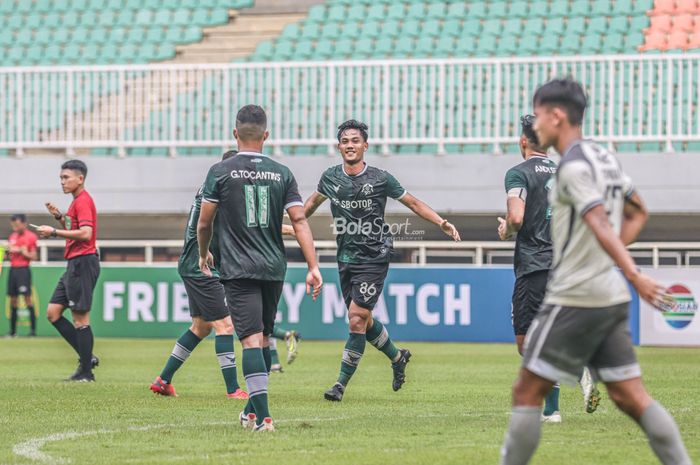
left=222, top=279, right=283, bottom=340
left=7, top=267, right=32, bottom=297
left=50, top=254, right=100, bottom=312
left=512, top=269, right=549, bottom=336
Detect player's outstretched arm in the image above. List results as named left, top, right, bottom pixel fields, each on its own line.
left=583, top=205, right=668, bottom=310
left=303, top=191, right=327, bottom=219
left=399, top=193, right=460, bottom=241
left=288, top=205, right=323, bottom=301
left=620, top=191, right=648, bottom=246
left=197, top=201, right=218, bottom=277
left=497, top=197, right=525, bottom=240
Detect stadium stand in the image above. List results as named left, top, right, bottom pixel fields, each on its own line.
left=640, top=0, right=700, bottom=50
left=0, top=0, right=254, bottom=65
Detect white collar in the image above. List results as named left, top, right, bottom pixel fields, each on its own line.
left=237, top=151, right=268, bottom=157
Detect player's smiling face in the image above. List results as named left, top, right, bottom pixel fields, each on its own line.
left=533, top=105, right=557, bottom=150
left=338, top=129, right=368, bottom=165
left=59, top=169, right=84, bottom=194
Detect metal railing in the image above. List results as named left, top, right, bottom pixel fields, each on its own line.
left=1, top=54, right=699, bottom=156
left=23, top=239, right=700, bottom=268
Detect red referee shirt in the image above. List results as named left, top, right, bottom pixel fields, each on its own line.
left=64, top=190, right=98, bottom=260
left=7, top=230, right=38, bottom=268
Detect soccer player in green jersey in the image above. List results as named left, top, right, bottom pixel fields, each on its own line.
left=499, top=78, right=691, bottom=465
left=198, top=105, right=322, bottom=432
left=304, top=120, right=460, bottom=402
left=499, top=115, right=602, bottom=423
left=150, top=150, right=248, bottom=400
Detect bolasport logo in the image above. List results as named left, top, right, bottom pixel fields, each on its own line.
left=331, top=217, right=425, bottom=240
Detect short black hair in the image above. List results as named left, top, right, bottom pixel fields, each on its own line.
left=337, top=119, right=368, bottom=142
left=235, top=105, right=267, bottom=141
left=520, top=114, right=540, bottom=146
left=532, top=77, right=587, bottom=126
left=10, top=213, right=26, bottom=223
left=61, top=159, right=88, bottom=177
left=222, top=149, right=238, bottom=161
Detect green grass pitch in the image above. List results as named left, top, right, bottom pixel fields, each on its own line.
left=0, top=337, right=698, bottom=465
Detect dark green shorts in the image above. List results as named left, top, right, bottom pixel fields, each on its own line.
left=181, top=276, right=229, bottom=322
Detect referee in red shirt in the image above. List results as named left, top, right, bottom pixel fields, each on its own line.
left=6, top=214, right=38, bottom=337
left=36, top=160, right=100, bottom=382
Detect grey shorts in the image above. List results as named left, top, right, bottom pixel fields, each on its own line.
left=522, top=302, right=641, bottom=386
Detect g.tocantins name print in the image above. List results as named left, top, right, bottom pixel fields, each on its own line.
left=230, top=170, right=281, bottom=182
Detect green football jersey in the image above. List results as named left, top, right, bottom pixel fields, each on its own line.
left=317, top=163, right=406, bottom=264
left=201, top=152, right=303, bottom=281
left=504, top=155, right=557, bottom=278
left=177, top=185, right=221, bottom=278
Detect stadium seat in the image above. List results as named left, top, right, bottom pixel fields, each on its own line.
left=489, top=2, right=508, bottom=18
left=667, top=30, right=689, bottom=49
left=426, top=3, right=446, bottom=19
left=443, top=19, right=462, bottom=37
left=467, top=2, right=488, bottom=20
left=603, top=33, right=625, bottom=52
left=649, top=15, right=673, bottom=33
left=509, top=1, right=529, bottom=18
left=609, top=16, right=630, bottom=33
left=386, top=3, right=405, bottom=20
left=446, top=2, right=466, bottom=18
left=641, top=31, right=668, bottom=50
left=566, top=17, right=587, bottom=35
left=523, top=18, right=545, bottom=36
left=673, top=14, right=695, bottom=32
left=588, top=17, right=608, bottom=35
left=592, top=0, right=613, bottom=15
left=650, top=0, right=677, bottom=14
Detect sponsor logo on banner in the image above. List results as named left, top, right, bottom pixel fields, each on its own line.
left=662, top=284, right=698, bottom=329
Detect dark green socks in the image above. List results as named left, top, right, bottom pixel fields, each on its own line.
left=243, top=348, right=270, bottom=424
left=215, top=335, right=239, bottom=394
left=160, top=329, right=202, bottom=383
left=269, top=338, right=280, bottom=366
left=337, top=332, right=366, bottom=386
left=365, top=320, right=399, bottom=361
left=272, top=326, right=288, bottom=339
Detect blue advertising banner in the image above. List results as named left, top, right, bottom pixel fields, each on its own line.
left=2, top=264, right=641, bottom=344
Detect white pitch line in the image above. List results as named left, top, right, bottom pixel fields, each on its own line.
left=12, top=412, right=487, bottom=464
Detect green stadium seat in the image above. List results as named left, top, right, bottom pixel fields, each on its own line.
left=291, top=40, right=314, bottom=60
left=44, top=14, right=61, bottom=29
left=588, top=17, right=608, bottom=35
left=154, top=10, right=172, bottom=27
left=446, top=2, right=466, bottom=17
left=483, top=19, right=502, bottom=36
left=7, top=15, right=23, bottom=29
left=0, top=30, right=13, bottom=46
left=395, top=38, right=415, bottom=57
left=414, top=37, right=434, bottom=57
left=467, top=2, right=488, bottom=19
left=328, top=5, right=347, bottom=22
left=566, top=17, right=586, bottom=35
left=463, top=19, right=481, bottom=36
left=333, top=39, right=353, bottom=57
left=26, top=45, right=44, bottom=63
left=44, top=44, right=61, bottom=62
left=407, top=3, right=426, bottom=19
left=630, top=15, right=649, bottom=31
left=15, top=30, right=33, bottom=46
left=613, top=0, right=633, bottom=14
left=367, top=4, right=385, bottom=21
left=489, top=1, right=507, bottom=18
left=64, top=44, right=82, bottom=63
left=539, top=33, right=560, bottom=54
left=71, top=27, right=89, bottom=44
left=547, top=17, right=565, bottom=35
left=281, top=23, right=301, bottom=39
left=625, top=32, right=644, bottom=50
left=301, top=23, right=320, bottom=40
left=603, top=33, right=625, bottom=53
left=609, top=16, right=629, bottom=34
left=62, top=11, right=80, bottom=28
left=306, top=5, right=326, bottom=23
left=274, top=40, right=294, bottom=59
left=0, top=1, right=14, bottom=13
left=456, top=36, right=477, bottom=54
left=315, top=40, right=334, bottom=59
left=435, top=37, right=456, bottom=56
left=570, top=0, right=591, bottom=16
left=97, top=10, right=115, bottom=27
left=321, top=23, right=343, bottom=39
left=82, top=43, right=99, bottom=61
left=518, top=37, right=541, bottom=54
left=524, top=18, right=545, bottom=35
left=503, top=19, right=522, bottom=34
left=17, top=2, right=34, bottom=13
left=580, top=35, right=602, bottom=53
left=423, top=20, right=441, bottom=37
left=361, top=21, right=382, bottom=38
left=401, top=20, right=422, bottom=38
left=347, top=5, right=366, bottom=22
left=387, top=3, right=405, bottom=20
left=426, top=3, right=446, bottom=19
left=356, top=38, right=374, bottom=56
left=592, top=0, right=613, bottom=15
left=90, top=28, right=109, bottom=44
left=476, top=36, right=497, bottom=55
left=560, top=35, right=582, bottom=54
left=498, top=36, right=519, bottom=55
left=632, top=0, right=654, bottom=14
left=443, top=19, right=462, bottom=37
left=549, top=1, right=570, bottom=17
left=373, top=37, right=393, bottom=57
left=172, top=9, right=191, bottom=26
left=509, top=1, right=529, bottom=18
